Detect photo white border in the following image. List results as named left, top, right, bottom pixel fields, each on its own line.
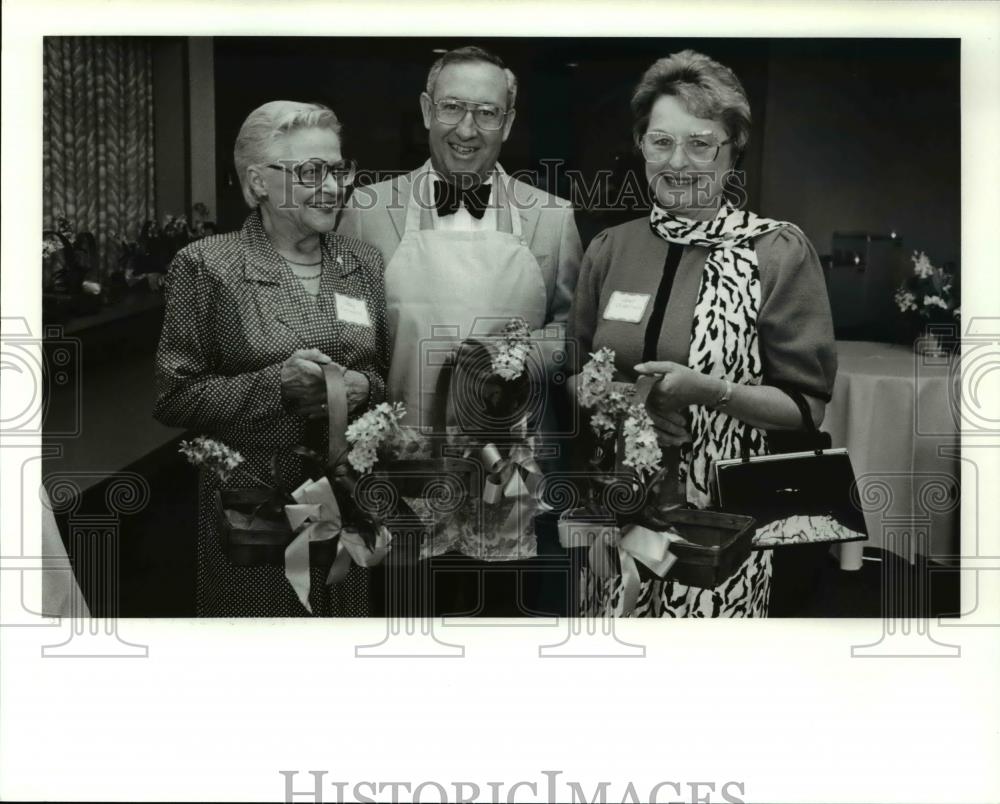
left=3, top=2, right=999, bottom=802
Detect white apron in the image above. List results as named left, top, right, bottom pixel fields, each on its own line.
left=385, top=167, right=548, bottom=433
left=384, top=166, right=549, bottom=559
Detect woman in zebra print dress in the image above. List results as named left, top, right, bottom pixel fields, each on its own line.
left=567, top=50, right=838, bottom=617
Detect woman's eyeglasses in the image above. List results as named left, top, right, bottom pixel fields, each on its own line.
left=639, top=131, right=732, bottom=165
left=264, top=158, right=358, bottom=187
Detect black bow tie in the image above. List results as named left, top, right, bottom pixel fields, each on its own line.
left=433, top=180, right=491, bottom=220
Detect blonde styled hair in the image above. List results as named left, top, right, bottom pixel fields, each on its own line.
left=233, top=100, right=343, bottom=207
left=631, top=50, right=751, bottom=156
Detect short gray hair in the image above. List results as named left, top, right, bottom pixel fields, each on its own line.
left=631, top=50, right=751, bottom=155
left=233, top=100, right=343, bottom=208
left=425, top=46, right=517, bottom=111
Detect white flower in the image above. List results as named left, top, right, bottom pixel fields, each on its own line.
left=179, top=436, right=245, bottom=482
left=923, top=294, right=949, bottom=310
left=620, top=405, right=662, bottom=480
left=347, top=445, right=378, bottom=474
left=590, top=410, right=617, bottom=439
left=345, top=402, right=408, bottom=473
left=894, top=288, right=918, bottom=312
left=578, top=347, right=616, bottom=409
left=911, top=251, right=935, bottom=279
left=42, top=236, right=64, bottom=258
left=491, top=317, right=532, bottom=381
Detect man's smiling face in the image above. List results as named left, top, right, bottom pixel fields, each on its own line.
left=420, top=60, right=515, bottom=184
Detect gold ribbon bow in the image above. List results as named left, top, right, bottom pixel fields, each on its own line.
left=283, top=476, right=391, bottom=614
left=557, top=511, right=679, bottom=616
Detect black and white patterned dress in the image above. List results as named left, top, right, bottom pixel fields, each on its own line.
left=154, top=211, right=388, bottom=617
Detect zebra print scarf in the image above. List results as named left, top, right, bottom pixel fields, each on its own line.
left=649, top=201, right=791, bottom=507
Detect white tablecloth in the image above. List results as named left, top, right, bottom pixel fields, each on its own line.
left=823, top=341, right=960, bottom=564
left=41, top=486, right=90, bottom=617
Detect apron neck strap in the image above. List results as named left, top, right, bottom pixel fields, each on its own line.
left=404, top=165, right=521, bottom=238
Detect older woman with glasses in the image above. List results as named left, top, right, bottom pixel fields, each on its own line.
left=154, top=100, right=388, bottom=617
left=568, top=50, right=838, bottom=617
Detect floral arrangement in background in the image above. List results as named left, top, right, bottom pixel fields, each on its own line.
left=42, top=216, right=77, bottom=259
left=42, top=234, right=64, bottom=260
left=42, top=205, right=216, bottom=320
left=117, top=203, right=215, bottom=283
left=42, top=215, right=102, bottom=309
left=577, top=347, right=662, bottom=480
left=894, top=250, right=960, bottom=324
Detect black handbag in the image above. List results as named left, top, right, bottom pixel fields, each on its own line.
left=711, top=388, right=868, bottom=548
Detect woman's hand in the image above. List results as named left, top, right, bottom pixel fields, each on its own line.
left=280, top=349, right=332, bottom=418
left=342, top=370, right=370, bottom=413
left=647, top=409, right=693, bottom=448
left=634, top=360, right=721, bottom=416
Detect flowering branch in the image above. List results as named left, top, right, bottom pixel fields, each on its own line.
left=178, top=436, right=273, bottom=488
left=621, top=405, right=663, bottom=479
left=344, top=402, right=420, bottom=474
left=577, top=348, right=662, bottom=480
left=491, top=317, right=532, bottom=381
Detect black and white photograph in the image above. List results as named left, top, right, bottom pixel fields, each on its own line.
left=33, top=35, right=963, bottom=619
left=2, top=2, right=998, bottom=803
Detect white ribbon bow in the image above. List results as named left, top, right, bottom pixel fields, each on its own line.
left=284, top=477, right=391, bottom=614
left=558, top=511, right=679, bottom=616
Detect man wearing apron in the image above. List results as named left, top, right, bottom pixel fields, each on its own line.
left=338, top=46, right=582, bottom=615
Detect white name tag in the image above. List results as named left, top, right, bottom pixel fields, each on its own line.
left=603, top=291, right=651, bottom=323
left=334, top=293, right=372, bottom=327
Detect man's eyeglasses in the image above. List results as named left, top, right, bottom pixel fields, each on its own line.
left=430, top=98, right=510, bottom=131
left=264, top=158, right=357, bottom=187
left=639, top=131, right=732, bottom=165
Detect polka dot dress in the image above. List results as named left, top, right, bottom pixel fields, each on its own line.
left=154, top=211, right=388, bottom=617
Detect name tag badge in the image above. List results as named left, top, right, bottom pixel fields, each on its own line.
left=603, top=291, right=651, bottom=324
left=334, top=293, right=372, bottom=327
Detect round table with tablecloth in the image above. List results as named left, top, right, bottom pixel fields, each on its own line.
left=823, top=340, right=960, bottom=567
